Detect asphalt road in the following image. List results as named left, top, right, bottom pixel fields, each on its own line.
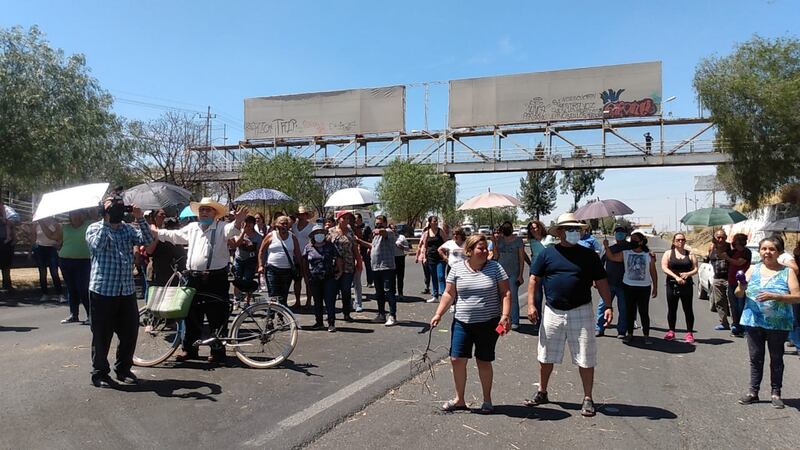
left=2, top=253, right=799, bottom=449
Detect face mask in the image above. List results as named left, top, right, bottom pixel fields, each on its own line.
left=198, top=218, right=214, bottom=226
left=632, top=241, right=642, bottom=248
left=313, top=234, right=325, bottom=243
left=564, top=230, right=580, bottom=245
left=502, top=227, right=513, bottom=236
left=614, top=232, right=626, bottom=241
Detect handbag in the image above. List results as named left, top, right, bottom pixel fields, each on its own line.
left=146, top=271, right=196, bottom=319
left=277, top=231, right=301, bottom=279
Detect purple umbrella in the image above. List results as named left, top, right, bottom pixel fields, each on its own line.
left=574, top=199, right=634, bottom=220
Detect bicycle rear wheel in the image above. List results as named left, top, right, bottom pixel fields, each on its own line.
left=133, top=307, right=183, bottom=367
left=230, top=303, right=298, bottom=368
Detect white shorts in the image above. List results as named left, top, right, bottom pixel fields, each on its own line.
left=537, top=302, right=597, bottom=368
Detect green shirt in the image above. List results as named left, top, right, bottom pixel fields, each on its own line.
left=59, top=222, right=90, bottom=259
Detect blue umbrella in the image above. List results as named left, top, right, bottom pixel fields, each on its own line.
left=179, top=205, right=196, bottom=219
left=233, top=188, right=293, bottom=204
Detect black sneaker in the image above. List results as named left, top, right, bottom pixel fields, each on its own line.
left=343, top=314, right=354, bottom=323
left=420, top=288, right=430, bottom=295
left=115, top=371, right=139, bottom=385
left=738, top=392, right=759, bottom=405
left=61, top=315, right=80, bottom=324
left=525, top=390, right=549, bottom=406
left=328, top=324, right=336, bottom=333
left=309, top=322, right=324, bottom=330
left=581, top=398, right=596, bottom=417
left=91, top=374, right=114, bottom=388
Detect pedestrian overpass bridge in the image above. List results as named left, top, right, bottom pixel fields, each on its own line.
left=192, top=116, right=726, bottom=180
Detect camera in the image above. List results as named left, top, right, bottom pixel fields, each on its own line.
left=98, top=196, right=133, bottom=216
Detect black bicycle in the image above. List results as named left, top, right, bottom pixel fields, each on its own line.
left=133, top=273, right=298, bottom=369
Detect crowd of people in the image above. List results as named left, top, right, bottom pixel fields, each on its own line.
left=4, top=190, right=800, bottom=412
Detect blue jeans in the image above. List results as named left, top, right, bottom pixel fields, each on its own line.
left=33, top=245, right=61, bottom=294
left=60, top=258, right=90, bottom=319
left=309, top=277, right=338, bottom=324
left=373, top=269, right=397, bottom=316
left=790, top=304, right=800, bottom=347
left=509, top=279, right=521, bottom=326
left=335, top=272, right=355, bottom=316
left=427, top=260, right=446, bottom=297
left=597, top=284, right=627, bottom=335
left=266, top=265, right=294, bottom=306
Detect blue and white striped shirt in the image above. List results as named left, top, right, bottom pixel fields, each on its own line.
left=447, top=259, right=508, bottom=323
left=86, top=219, right=153, bottom=297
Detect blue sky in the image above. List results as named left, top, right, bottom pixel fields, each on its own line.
left=3, top=0, right=797, bottom=230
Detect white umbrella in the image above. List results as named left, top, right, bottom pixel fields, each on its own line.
left=324, top=188, right=377, bottom=208
left=32, top=183, right=109, bottom=221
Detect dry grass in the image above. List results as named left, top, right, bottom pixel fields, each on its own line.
left=8, top=268, right=42, bottom=290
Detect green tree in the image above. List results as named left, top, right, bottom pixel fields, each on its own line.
left=559, top=169, right=605, bottom=212
left=240, top=152, right=324, bottom=214
left=518, top=170, right=557, bottom=220
left=376, top=159, right=455, bottom=227
left=694, top=35, right=800, bottom=206
left=0, top=26, right=130, bottom=191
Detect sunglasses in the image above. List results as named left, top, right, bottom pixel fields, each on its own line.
left=674, top=238, right=686, bottom=242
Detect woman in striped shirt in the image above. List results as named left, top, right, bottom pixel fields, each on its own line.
left=430, top=234, right=511, bottom=414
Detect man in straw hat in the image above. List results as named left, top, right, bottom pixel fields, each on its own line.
left=153, top=197, right=248, bottom=364
left=525, top=212, right=614, bottom=417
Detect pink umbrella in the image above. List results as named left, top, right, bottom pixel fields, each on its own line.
left=574, top=199, right=634, bottom=220
left=458, top=192, right=520, bottom=211
left=458, top=192, right=520, bottom=228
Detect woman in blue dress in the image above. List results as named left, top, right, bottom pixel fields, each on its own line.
left=735, top=236, right=800, bottom=409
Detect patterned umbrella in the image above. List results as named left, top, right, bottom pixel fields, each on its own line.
left=233, top=188, right=293, bottom=204
left=680, top=207, right=747, bottom=226
left=574, top=199, right=634, bottom=220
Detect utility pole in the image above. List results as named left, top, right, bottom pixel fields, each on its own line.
left=199, top=106, right=216, bottom=147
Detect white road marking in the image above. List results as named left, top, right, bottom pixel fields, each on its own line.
left=244, top=358, right=408, bottom=447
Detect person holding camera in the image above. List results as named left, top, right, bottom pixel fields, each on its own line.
left=86, top=196, right=153, bottom=388
left=153, top=198, right=247, bottom=364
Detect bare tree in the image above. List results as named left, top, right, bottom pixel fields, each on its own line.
left=126, top=112, right=205, bottom=191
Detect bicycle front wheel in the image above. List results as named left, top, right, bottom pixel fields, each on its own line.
left=230, top=303, right=298, bottom=368
left=133, top=308, right=182, bottom=367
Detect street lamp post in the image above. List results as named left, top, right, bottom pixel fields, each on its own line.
left=659, top=96, right=677, bottom=153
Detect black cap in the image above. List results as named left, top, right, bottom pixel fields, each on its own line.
left=613, top=223, right=627, bottom=232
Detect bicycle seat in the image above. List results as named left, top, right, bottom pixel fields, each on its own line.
left=232, top=279, right=259, bottom=294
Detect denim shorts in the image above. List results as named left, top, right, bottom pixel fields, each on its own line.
left=450, top=317, right=501, bottom=361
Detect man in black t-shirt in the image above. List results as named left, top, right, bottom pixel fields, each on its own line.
left=525, top=213, right=613, bottom=417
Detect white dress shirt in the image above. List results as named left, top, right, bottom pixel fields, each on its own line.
left=157, top=221, right=238, bottom=271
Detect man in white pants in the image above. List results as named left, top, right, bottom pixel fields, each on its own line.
left=525, top=213, right=613, bottom=417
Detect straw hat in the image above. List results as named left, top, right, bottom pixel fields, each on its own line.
left=190, top=197, right=227, bottom=220
left=547, top=212, right=588, bottom=236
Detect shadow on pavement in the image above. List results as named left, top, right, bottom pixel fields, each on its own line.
left=692, top=338, right=734, bottom=346
left=494, top=404, right=571, bottom=421
left=280, top=359, right=322, bottom=377
left=0, top=325, right=39, bottom=332
left=395, top=320, right=429, bottom=330
left=333, top=327, right=375, bottom=334
left=553, top=401, right=677, bottom=420
left=514, top=323, right=540, bottom=336
left=782, top=398, right=800, bottom=412
left=115, top=378, right=222, bottom=401
left=623, top=338, right=696, bottom=354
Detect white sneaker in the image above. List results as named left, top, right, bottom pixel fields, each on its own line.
left=385, top=315, right=397, bottom=326
left=355, top=306, right=364, bottom=313
left=373, top=313, right=386, bottom=323
left=426, top=296, right=439, bottom=303
left=58, top=295, right=68, bottom=304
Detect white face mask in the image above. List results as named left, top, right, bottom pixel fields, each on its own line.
left=564, top=230, right=581, bottom=245
left=313, top=234, right=325, bottom=243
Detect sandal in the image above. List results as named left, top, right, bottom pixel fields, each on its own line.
left=479, top=401, right=494, bottom=414
left=441, top=399, right=469, bottom=412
